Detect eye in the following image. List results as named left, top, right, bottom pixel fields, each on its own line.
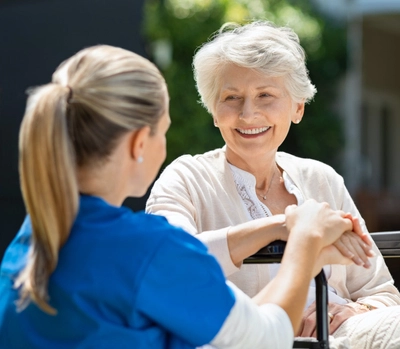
left=259, top=93, right=271, bottom=98
left=225, top=95, right=239, bottom=101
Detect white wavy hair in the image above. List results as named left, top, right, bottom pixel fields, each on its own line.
left=193, top=21, right=317, bottom=114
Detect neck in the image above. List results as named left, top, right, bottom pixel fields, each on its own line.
left=77, top=164, right=126, bottom=207
left=255, top=163, right=280, bottom=194
left=225, top=147, right=282, bottom=196
left=77, top=135, right=133, bottom=207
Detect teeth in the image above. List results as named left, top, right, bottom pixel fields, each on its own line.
left=237, top=127, right=270, bottom=135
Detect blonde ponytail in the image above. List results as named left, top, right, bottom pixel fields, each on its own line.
left=15, top=84, right=79, bottom=314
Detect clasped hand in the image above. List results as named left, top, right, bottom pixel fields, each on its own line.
left=298, top=301, right=371, bottom=337
left=285, top=200, right=375, bottom=271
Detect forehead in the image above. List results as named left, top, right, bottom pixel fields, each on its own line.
left=218, top=64, right=285, bottom=90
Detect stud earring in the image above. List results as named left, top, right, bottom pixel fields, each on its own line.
left=294, top=119, right=301, bottom=124
left=137, top=156, right=144, bottom=164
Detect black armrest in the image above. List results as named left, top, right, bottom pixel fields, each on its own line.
left=370, top=231, right=400, bottom=257
left=243, top=240, right=287, bottom=263
left=244, top=231, right=400, bottom=263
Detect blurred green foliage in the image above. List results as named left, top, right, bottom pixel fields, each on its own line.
left=142, top=0, right=347, bottom=171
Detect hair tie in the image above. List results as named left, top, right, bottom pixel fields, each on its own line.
left=66, top=86, right=73, bottom=103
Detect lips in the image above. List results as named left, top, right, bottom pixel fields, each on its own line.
left=236, top=126, right=270, bottom=135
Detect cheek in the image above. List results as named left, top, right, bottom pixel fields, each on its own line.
left=157, top=138, right=167, bottom=162
left=268, top=101, right=292, bottom=120
left=215, top=104, right=238, bottom=123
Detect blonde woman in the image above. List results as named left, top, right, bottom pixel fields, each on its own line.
left=0, top=45, right=366, bottom=349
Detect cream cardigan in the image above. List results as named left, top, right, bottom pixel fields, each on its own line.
left=146, top=148, right=400, bottom=308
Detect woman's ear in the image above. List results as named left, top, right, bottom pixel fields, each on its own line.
left=292, top=101, right=305, bottom=124
left=129, top=126, right=151, bottom=163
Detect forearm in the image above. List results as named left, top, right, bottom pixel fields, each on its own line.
left=227, top=214, right=286, bottom=266
left=253, top=233, right=322, bottom=333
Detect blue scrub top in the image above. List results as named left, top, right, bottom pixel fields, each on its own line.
left=0, top=195, right=235, bottom=349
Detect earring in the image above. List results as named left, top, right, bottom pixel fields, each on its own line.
left=294, top=119, right=301, bottom=124
left=137, top=156, right=143, bottom=164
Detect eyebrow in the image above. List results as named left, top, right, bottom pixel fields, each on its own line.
left=256, top=85, right=279, bottom=90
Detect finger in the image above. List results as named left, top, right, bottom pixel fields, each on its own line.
left=333, top=238, right=355, bottom=259
left=330, top=315, right=343, bottom=334
left=341, top=232, right=369, bottom=266
left=348, top=229, right=376, bottom=258
left=327, top=308, right=340, bottom=334
left=347, top=234, right=372, bottom=268
left=329, top=311, right=349, bottom=334
left=284, top=204, right=298, bottom=215
left=338, top=233, right=365, bottom=266
left=343, top=214, right=373, bottom=247
left=302, top=301, right=317, bottom=318
left=300, top=312, right=317, bottom=338
left=327, top=303, right=357, bottom=334
left=352, top=216, right=373, bottom=246
left=311, top=328, right=317, bottom=338
left=299, top=303, right=317, bottom=337
left=339, top=212, right=353, bottom=231
left=296, top=318, right=305, bottom=337
left=297, top=302, right=316, bottom=336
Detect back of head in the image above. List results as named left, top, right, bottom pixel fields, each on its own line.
left=193, top=21, right=316, bottom=113
left=17, top=45, right=167, bottom=314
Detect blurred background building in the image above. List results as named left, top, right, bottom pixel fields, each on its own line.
left=314, top=0, right=400, bottom=232
left=1, top=0, right=399, bottom=264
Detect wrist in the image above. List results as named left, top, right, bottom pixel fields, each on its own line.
left=346, top=301, right=375, bottom=313
left=356, top=302, right=376, bottom=311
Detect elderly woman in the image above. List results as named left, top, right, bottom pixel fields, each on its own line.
left=146, top=21, right=400, bottom=343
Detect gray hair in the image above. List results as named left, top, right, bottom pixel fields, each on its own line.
left=193, top=21, right=317, bottom=114
left=16, top=45, right=167, bottom=314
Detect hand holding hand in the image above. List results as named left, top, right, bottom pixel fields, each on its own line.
left=333, top=214, right=375, bottom=268
left=285, top=200, right=353, bottom=250
left=313, top=244, right=353, bottom=276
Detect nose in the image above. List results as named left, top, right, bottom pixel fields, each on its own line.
left=239, top=98, right=258, bottom=120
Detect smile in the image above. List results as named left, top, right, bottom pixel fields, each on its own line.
left=236, top=127, right=270, bottom=135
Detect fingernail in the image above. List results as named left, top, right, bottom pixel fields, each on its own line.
left=364, top=260, right=371, bottom=268
left=369, top=250, right=376, bottom=257
left=355, top=257, right=363, bottom=265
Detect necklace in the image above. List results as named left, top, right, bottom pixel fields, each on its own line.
left=256, top=167, right=277, bottom=201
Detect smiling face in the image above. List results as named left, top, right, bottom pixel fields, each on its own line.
left=213, top=64, right=304, bottom=168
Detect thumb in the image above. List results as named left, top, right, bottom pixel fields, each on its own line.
left=284, top=204, right=298, bottom=215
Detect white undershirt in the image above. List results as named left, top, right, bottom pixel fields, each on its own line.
left=228, top=164, right=347, bottom=309
left=199, top=281, right=294, bottom=349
